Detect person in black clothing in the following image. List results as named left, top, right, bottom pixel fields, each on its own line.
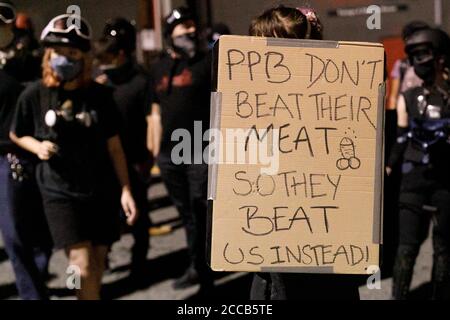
left=0, top=0, right=52, bottom=300
left=383, top=21, right=431, bottom=276
left=0, top=1, right=40, bottom=83
left=10, top=13, right=138, bottom=300
left=387, top=28, right=450, bottom=300
left=94, top=18, right=153, bottom=276
left=148, top=7, right=212, bottom=293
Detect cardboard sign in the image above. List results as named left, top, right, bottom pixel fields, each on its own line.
left=208, top=35, right=385, bottom=275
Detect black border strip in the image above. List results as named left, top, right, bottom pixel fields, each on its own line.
left=207, top=38, right=221, bottom=268
left=373, top=82, right=386, bottom=245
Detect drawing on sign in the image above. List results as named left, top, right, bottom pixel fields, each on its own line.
left=336, top=128, right=361, bottom=171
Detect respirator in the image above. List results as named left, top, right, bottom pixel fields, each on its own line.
left=44, top=99, right=97, bottom=129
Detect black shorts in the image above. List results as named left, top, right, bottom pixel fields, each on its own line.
left=42, top=192, right=120, bottom=250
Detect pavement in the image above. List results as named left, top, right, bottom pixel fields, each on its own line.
left=0, top=180, right=434, bottom=300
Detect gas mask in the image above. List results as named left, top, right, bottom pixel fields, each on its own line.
left=45, top=99, right=96, bottom=129
left=50, top=54, right=84, bottom=82
left=172, top=32, right=198, bottom=59
left=0, top=24, right=14, bottom=49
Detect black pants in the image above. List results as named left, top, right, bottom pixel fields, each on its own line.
left=128, top=166, right=151, bottom=269
left=250, top=273, right=361, bottom=300
left=158, top=157, right=211, bottom=284
left=393, top=164, right=450, bottom=299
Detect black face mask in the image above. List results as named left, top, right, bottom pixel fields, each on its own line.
left=100, top=60, right=132, bottom=84
left=414, top=59, right=436, bottom=85
left=172, top=32, right=198, bottom=59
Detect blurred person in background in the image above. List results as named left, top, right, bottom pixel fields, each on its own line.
left=383, top=21, right=431, bottom=276
left=94, top=17, right=153, bottom=278
left=0, top=0, right=52, bottom=300
left=248, top=6, right=362, bottom=300
left=387, top=28, right=450, bottom=300
left=388, top=22, right=430, bottom=111
left=0, top=1, right=40, bottom=83
left=15, top=12, right=40, bottom=54
left=10, top=13, right=138, bottom=300
left=148, top=7, right=213, bottom=295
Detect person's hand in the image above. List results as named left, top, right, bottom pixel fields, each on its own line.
left=37, top=141, right=58, bottom=160
left=386, top=166, right=392, bottom=176
left=121, top=187, right=138, bottom=226
left=95, top=74, right=108, bottom=85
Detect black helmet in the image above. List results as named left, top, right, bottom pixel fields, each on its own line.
left=40, top=14, right=92, bottom=52
left=164, top=7, right=195, bottom=38
left=103, top=17, right=136, bottom=54
left=401, top=21, right=429, bottom=41
left=0, top=0, right=15, bottom=24
left=405, top=28, right=450, bottom=58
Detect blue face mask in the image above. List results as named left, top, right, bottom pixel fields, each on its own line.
left=50, top=54, right=84, bottom=82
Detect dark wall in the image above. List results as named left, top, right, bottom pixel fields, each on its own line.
left=11, top=0, right=450, bottom=45
left=209, top=0, right=450, bottom=42
left=13, top=0, right=138, bottom=39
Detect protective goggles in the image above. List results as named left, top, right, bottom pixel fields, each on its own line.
left=0, top=2, right=15, bottom=24
left=41, top=14, right=92, bottom=41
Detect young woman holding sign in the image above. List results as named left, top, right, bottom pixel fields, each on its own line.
left=248, top=5, right=362, bottom=301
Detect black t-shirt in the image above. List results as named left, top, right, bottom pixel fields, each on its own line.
left=0, top=70, right=23, bottom=153
left=107, top=63, right=152, bottom=164
left=150, top=53, right=211, bottom=159
left=11, top=80, right=120, bottom=199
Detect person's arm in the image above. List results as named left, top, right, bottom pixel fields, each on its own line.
left=396, top=94, right=409, bottom=128
left=107, top=135, right=138, bottom=226
left=387, top=59, right=402, bottom=110
left=388, top=78, right=400, bottom=110
left=147, top=102, right=162, bottom=158
left=9, top=85, right=58, bottom=160
left=9, top=133, right=58, bottom=160
left=397, top=95, right=409, bottom=128
left=386, top=94, right=409, bottom=175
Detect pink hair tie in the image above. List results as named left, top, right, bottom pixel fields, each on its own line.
left=297, top=7, right=321, bottom=39
left=297, top=7, right=318, bottom=23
